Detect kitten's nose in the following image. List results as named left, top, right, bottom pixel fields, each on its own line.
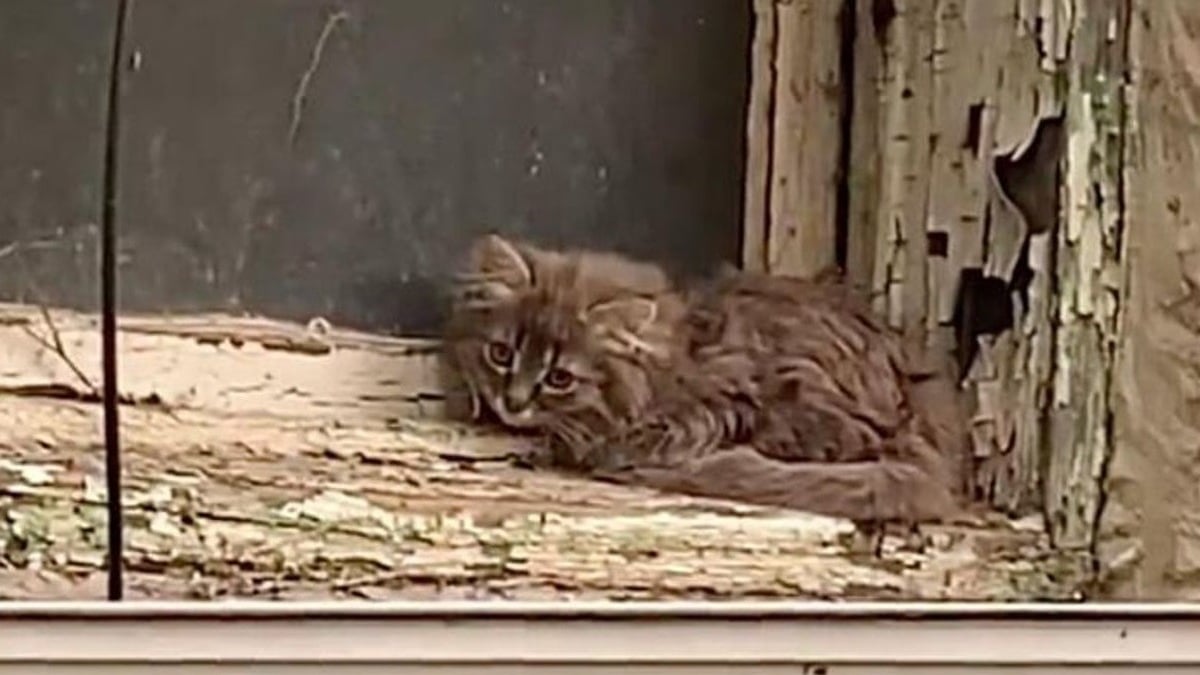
left=503, top=386, right=533, bottom=412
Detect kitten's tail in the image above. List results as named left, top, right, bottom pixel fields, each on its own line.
left=601, top=446, right=961, bottom=524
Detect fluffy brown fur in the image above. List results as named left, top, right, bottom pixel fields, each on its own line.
left=443, top=234, right=967, bottom=524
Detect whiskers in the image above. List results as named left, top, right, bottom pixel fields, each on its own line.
left=545, top=415, right=595, bottom=468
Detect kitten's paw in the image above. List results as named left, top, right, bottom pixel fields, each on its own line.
left=874, top=460, right=962, bottom=523
left=510, top=443, right=555, bottom=470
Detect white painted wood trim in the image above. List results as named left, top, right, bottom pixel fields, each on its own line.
left=1, top=602, right=1199, bottom=666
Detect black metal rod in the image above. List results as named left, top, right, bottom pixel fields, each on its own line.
left=101, top=0, right=131, bottom=602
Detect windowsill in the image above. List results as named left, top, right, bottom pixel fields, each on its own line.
left=0, top=302, right=1087, bottom=601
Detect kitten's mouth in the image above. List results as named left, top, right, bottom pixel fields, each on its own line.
left=489, top=397, right=540, bottom=428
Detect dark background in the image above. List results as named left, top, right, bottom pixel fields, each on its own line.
left=0, top=0, right=751, bottom=335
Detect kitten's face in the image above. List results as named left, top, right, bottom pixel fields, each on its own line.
left=457, top=297, right=608, bottom=429
left=446, top=234, right=666, bottom=431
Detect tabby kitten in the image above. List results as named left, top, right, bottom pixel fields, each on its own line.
left=444, top=234, right=966, bottom=523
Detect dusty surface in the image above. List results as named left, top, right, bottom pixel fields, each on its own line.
left=0, top=303, right=1089, bottom=600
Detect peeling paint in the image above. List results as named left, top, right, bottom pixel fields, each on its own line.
left=842, top=0, right=1134, bottom=552
left=1043, top=0, right=1128, bottom=551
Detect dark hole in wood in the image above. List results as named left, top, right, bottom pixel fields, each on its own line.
left=964, top=102, right=985, bottom=152
left=950, top=267, right=1015, bottom=379
left=1009, top=235, right=1035, bottom=316
left=993, top=115, right=1064, bottom=236
left=950, top=233, right=1036, bottom=381
left=870, top=0, right=897, bottom=45
left=927, top=231, right=949, bottom=257
left=833, top=0, right=857, bottom=271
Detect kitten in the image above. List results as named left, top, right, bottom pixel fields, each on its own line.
left=444, top=234, right=966, bottom=524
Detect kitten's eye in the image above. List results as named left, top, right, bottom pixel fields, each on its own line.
left=485, top=341, right=514, bottom=369
left=543, top=367, right=576, bottom=391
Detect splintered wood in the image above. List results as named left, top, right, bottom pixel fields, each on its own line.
left=0, top=304, right=1087, bottom=600
left=741, top=0, right=1082, bottom=525
left=854, top=0, right=1069, bottom=519
left=830, top=0, right=1126, bottom=554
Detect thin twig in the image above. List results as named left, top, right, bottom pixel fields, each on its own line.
left=20, top=304, right=101, bottom=398
left=0, top=238, right=63, bottom=262
left=288, top=9, right=348, bottom=145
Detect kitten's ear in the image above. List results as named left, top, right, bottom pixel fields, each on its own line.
left=468, top=234, right=533, bottom=289
left=583, top=296, right=658, bottom=334
left=455, top=234, right=533, bottom=306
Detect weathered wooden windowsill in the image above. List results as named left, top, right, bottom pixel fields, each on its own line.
left=0, top=303, right=1087, bottom=600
